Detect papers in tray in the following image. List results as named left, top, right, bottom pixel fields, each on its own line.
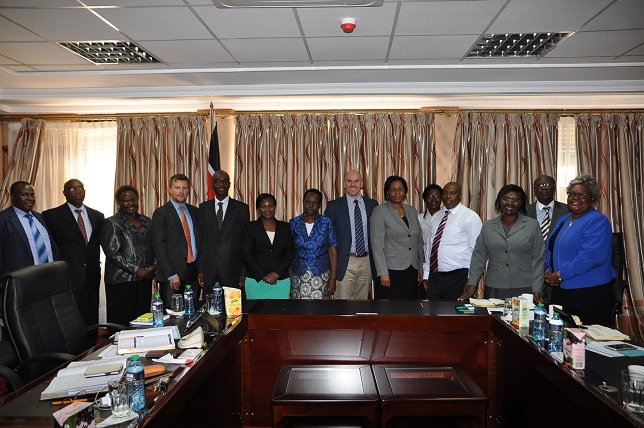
left=130, top=312, right=170, bottom=326
left=115, top=326, right=178, bottom=355
left=469, top=298, right=504, bottom=308
left=41, top=357, right=127, bottom=400
left=584, top=324, right=630, bottom=341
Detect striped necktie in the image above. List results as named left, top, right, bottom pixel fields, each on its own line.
left=75, top=209, right=88, bottom=244
left=540, top=207, right=551, bottom=241
left=429, top=210, right=450, bottom=273
left=217, top=202, right=224, bottom=231
left=26, top=214, right=48, bottom=264
left=354, top=200, right=365, bottom=257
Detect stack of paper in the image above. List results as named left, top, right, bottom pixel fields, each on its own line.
left=116, top=326, right=177, bottom=355
left=584, top=324, right=630, bottom=341
left=469, top=298, right=504, bottom=308
left=41, top=357, right=127, bottom=400
left=130, top=312, right=170, bottom=326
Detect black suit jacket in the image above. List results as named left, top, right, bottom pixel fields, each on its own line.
left=0, top=207, right=59, bottom=276
left=241, top=219, right=294, bottom=281
left=42, top=204, right=104, bottom=293
left=151, top=201, right=199, bottom=282
left=198, top=198, right=250, bottom=287
left=526, top=201, right=569, bottom=237
left=324, top=195, right=378, bottom=280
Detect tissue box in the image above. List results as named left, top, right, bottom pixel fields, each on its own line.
left=53, top=401, right=94, bottom=428
left=223, top=286, right=242, bottom=316
left=563, top=328, right=586, bottom=369
left=511, top=296, right=530, bottom=330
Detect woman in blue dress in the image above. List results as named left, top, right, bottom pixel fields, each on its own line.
left=289, top=189, right=338, bottom=299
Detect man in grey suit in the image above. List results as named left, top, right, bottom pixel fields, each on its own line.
left=324, top=170, right=378, bottom=300
left=152, top=174, right=200, bottom=308
left=526, top=174, right=569, bottom=302
left=198, top=170, right=250, bottom=293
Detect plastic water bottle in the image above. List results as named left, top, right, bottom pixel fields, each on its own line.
left=152, top=294, right=164, bottom=327
left=213, top=281, right=224, bottom=314
left=532, top=303, right=547, bottom=341
left=184, top=284, right=195, bottom=316
left=548, top=312, right=564, bottom=353
left=125, top=355, right=145, bottom=411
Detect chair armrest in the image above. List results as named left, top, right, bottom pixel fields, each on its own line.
left=0, top=364, right=23, bottom=392
left=85, top=323, right=127, bottom=335
left=15, top=352, right=75, bottom=371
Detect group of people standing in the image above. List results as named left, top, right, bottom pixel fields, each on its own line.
left=0, top=169, right=618, bottom=329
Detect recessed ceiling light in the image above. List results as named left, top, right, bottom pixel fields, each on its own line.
left=58, top=41, right=161, bottom=65
left=467, top=32, right=572, bottom=58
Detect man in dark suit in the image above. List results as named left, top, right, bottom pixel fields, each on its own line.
left=526, top=174, right=569, bottom=303
left=0, top=181, right=59, bottom=276
left=43, top=179, right=104, bottom=328
left=152, top=174, right=200, bottom=308
left=324, top=170, right=378, bottom=299
left=198, top=170, right=250, bottom=293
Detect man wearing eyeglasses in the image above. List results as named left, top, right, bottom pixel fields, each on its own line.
left=526, top=175, right=569, bottom=302
left=198, top=170, right=250, bottom=294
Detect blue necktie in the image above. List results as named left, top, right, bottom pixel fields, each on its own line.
left=354, top=200, right=365, bottom=257
left=26, top=214, right=48, bottom=264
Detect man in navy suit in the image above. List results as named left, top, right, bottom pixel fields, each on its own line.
left=43, top=179, right=104, bottom=327
left=324, top=170, right=378, bottom=299
left=198, top=170, right=250, bottom=293
left=152, top=174, right=200, bottom=308
left=0, top=181, right=59, bottom=276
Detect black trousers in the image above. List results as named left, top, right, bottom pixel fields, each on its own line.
left=426, top=268, right=468, bottom=301
left=551, top=281, right=613, bottom=326
left=158, top=262, right=200, bottom=308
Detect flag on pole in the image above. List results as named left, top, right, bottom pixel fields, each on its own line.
left=207, top=105, right=221, bottom=200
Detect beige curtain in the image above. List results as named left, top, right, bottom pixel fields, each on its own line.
left=115, top=116, right=209, bottom=217
left=235, top=112, right=435, bottom=221
left=576, top=113, right=644, bottom=337
left=452, top=112, right=559, bottom=221
left=0, top=119, right=45, bottom=209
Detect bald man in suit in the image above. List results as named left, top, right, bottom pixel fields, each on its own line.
left=43, top=179, right=104, bottom=328
left=0, top=181, right=59, bottom=276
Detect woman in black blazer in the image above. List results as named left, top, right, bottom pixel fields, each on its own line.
left=241, top=193, right=295, bottom=299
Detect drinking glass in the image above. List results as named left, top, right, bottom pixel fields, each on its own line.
left=108, top=378, right=131, bottom=418
left=623, top=369, right=644, bottom=416
left=171, top=294, right=184, bottom=316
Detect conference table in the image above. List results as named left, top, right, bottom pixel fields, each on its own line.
left=1, top=299, right=643, bottom=427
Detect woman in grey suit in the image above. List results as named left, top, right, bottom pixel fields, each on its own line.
left=370, top=176, right=425, bottom=300
left=461, top=184, right=545, bottom=302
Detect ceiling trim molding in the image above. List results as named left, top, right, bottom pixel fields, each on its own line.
left=2, top=80, right=644, bottom=100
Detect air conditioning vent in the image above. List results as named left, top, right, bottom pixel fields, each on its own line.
left=212, top=0, right=383, bottom=8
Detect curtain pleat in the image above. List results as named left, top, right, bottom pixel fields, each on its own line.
left=452, top=113, right=559, bottom=221
left=576, top=113, right=644, bottom=336
left=0, top=119, right=45, bottom=209
left=115, top=116, right=209, bottom=217
left=235, top=112, right=435, bottom=221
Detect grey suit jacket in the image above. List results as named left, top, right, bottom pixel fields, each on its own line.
left=369, top=202, right=425, bottom=277
left=468, top=213, right=545, bottom=292
left=525, top=201, right=569, bottom=237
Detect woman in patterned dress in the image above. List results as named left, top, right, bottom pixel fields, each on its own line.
left=289, top=189, right=338, bottom=299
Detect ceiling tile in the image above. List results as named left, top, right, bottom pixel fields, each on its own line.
left=582, top=0, right=644, bottom=31
left=297, top=2, right=398, bottom=37
left=396, top=0, right=505, bottom=36
left=308, top=36, right=390, bottom=61
left=0, top=55, right=20, bottom=65
left=0, top=16, right=45, bottom=42
left=138, top=40, right=235, bottom=63
left=0, top=1, right=77, bottom=6
left=488, top=0, right=614, bottom=33
left=83, top=0, right=187, bottom=5
left=390, top=35, right=480, bottom=60
left=221, top=38, right=310, bottom=62
left=547, top=29, right=644, bottom=57
left=0, top=9, right=123, bottom=41
left=0, top=42, right=92, bottom=65
left=99, top=6, right=213, bottom=40
left=193, top=6, right=301, bottom=38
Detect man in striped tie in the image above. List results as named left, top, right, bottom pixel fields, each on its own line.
left=526, top=175, right=569, bottom=302
left=0, top=181, right=59, bottom=276
left=152, top=174, right=200, bottom=309
left=422, top=182, right=482, bottom=300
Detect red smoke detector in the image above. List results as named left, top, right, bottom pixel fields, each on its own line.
left=341, top=18, right=356, bottom=33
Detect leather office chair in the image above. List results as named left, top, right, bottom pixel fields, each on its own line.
left=611, top=232, right=628, bottom=325
left=0, top=261, right=123, bottom=383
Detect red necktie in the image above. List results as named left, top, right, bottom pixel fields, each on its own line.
left=75, top=209, right=88, bottom=245
left=180, top=205, right=194, bottom=263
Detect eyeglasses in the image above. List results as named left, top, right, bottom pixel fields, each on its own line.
left=67, top=186, right=85, bottom=192
left=426, top=195, right=441, bottom=199
left=501, top=197, right=522, bottom=204
left=534, top=183, right=555, bottom=189
left=567, top=191, right=591, bottom=199
left=212, top=179, right=230, bottom=184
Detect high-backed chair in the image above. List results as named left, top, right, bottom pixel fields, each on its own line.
left=0, top=261, right=123, bottom=382
left=611, top=232, right=628, bottom=325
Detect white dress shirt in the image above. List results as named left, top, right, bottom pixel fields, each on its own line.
left=67, top=203, right=93, bottom=239
left=423, top=203, right=482, bottom=278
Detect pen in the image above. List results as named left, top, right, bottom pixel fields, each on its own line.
left=51, top=398, right=88, bottom=406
